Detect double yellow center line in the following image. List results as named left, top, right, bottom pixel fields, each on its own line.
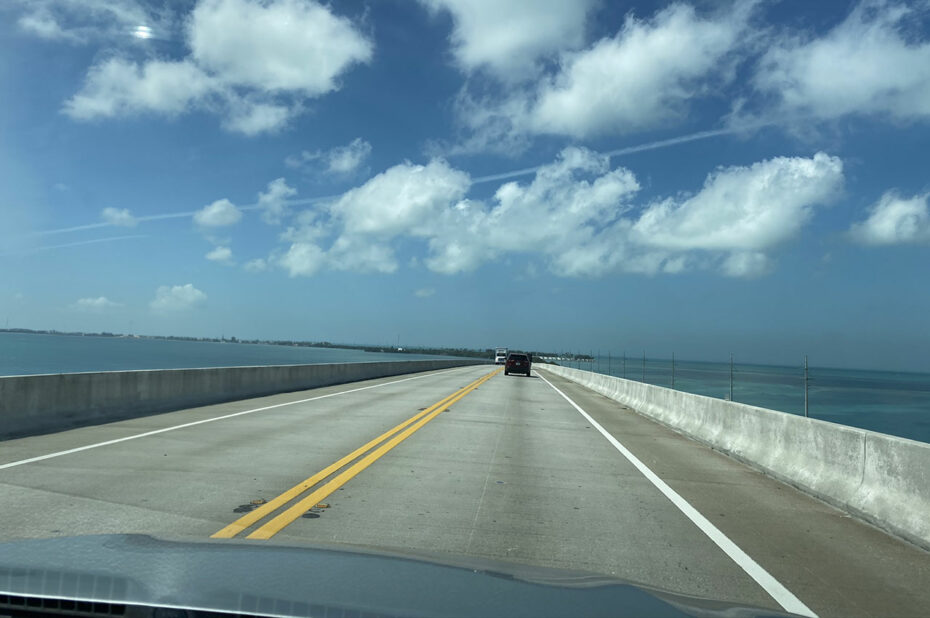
left=212, top=367, right=500, bottom=540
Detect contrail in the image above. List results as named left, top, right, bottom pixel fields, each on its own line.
left=283, top=194, right=341, bottom=206
left=472, top=164, right=545, bottom=185
left=38, top=222, right=111, bottom=236
left=35, top=196, right=340, bottom=237
left=2, top=234, right=148, bottom=256
left=603, top=127, right=742, bottom=158
left=36, top=211, right=198, bottom=236
left=32, top=126, right=757, bottom=236
left=471, top=125, right=759, bottom=184
left=137, top=211, right=198, bottom=221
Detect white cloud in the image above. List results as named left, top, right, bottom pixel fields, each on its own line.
left=61, top=0, right=372, bottom=135
left=441, top=150, right=841, bottom=277
left=286, top=138, right=372, bottom=176
left=13, top=0, right=158, bottom=44
left=101, top=207, right=137, bottom=227
left=528, top=3, right=752, bottom=138
left=206, top=245, right=233, bottom=263
left=276, top=159, right=468, bottom=276
left=222, top=99, right=294, bottom=135
left=752, top=1, right=930, bottom=123
left=420, top=0, right=597, bottom=80
left=720, top=251, right=771, bottom=278
left=65, top=59, right=215, bottom=120
left=72, top=296, right=121, bottom=310
left=279, top=242, right=326, bottom=277
left=282, top=209, right=328, bottom=243
left=453, top=2, right=755, bottom=149
left=244, top=257, right=268, bottom=272
left=258, top=178, right=297, bottom=225
left=332, top=159, right=471, bottom=237
left=327, top=236, right=398, bottom=273
left=18, top=9, right=79, bottom=41
left=266, top=148, right=841, bottom=279
left=414, top=288, right=435, bottom=297
left=850, top=191, right=930, bottom=245
left=327, top=138, right=373, bottom=174
left=188, top=0, right=372, bottom=94
left=631, top=152, right=845, bottom=251
left=150, top=283, right=206, bottom=311
left=194, top=198, right=242, bottom=227
left=425, top=231, right=493, bottom=275
left=425, top=147, right=641, bottom=274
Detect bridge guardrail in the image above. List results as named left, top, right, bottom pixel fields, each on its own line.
left=0, top=360, right=485, bottom=440
left=539, top=363, right=930, bottom=551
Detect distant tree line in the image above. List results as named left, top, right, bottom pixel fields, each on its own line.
left=0, top=328, right=566, bottom=361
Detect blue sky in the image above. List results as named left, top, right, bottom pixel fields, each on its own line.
left=1, top=0, right=929, bottom=371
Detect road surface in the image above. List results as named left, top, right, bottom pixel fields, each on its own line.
left=2, top=364, right=929, bottom=616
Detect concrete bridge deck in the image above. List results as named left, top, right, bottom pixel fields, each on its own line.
left=1, top=364, right=928, bottom=616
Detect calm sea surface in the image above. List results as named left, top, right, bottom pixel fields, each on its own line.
left=3, top=333, right=929, bottom=444
left=573, top=355, right=930, bottom=444
left=0, top=333, right=458, bottom=376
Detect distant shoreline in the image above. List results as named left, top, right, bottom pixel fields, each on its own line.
left=7, top=329, right=921, bottom=375
left=0, top=328, right=495, bottom=361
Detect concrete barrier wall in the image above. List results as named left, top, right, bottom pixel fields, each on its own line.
left=0, top=360, right=484, bottom=440
left=539, top=363, right=930, bottom=550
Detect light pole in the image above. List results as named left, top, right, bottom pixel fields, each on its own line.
left=804, top=354, right=809, bottom=418
left=729, top=353, right=734, bottom=402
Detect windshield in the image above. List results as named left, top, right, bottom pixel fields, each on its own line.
left=3, top=1, right=930, bottom=617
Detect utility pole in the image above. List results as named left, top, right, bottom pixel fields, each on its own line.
left=729, top=353, right=734, bottom=401
left=804, top=354, right=809, bottom=418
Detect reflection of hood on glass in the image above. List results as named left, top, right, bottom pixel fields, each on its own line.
left=0, top=535, right=795, bottom=618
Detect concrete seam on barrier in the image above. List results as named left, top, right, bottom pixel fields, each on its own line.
left=859, top=437, right=868, bottom=494
left=0, top=366, right=476, bottom=471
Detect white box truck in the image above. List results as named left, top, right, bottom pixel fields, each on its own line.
left=494, top=348, right=508, bottom=365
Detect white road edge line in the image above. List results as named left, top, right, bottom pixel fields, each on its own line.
left=535, top=370, right=817, bottom=618
left=0, top=367, right=473, bottom=471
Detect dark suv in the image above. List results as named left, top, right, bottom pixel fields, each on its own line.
left=504, top=352, right=532, bottom=377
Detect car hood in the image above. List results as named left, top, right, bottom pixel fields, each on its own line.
left=0, top=534, right=797, bottom=618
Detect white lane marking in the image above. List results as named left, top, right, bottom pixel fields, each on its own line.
left=535, top=370, right=817, bottom=618
left=0, top=367, right=478, bottom=471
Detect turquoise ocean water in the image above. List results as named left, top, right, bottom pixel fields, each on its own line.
left=2, top=333, right=929, bottom=444
left=568, top=355, right=930, bottom=444
left=0, top=333, right=455, bottom=376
